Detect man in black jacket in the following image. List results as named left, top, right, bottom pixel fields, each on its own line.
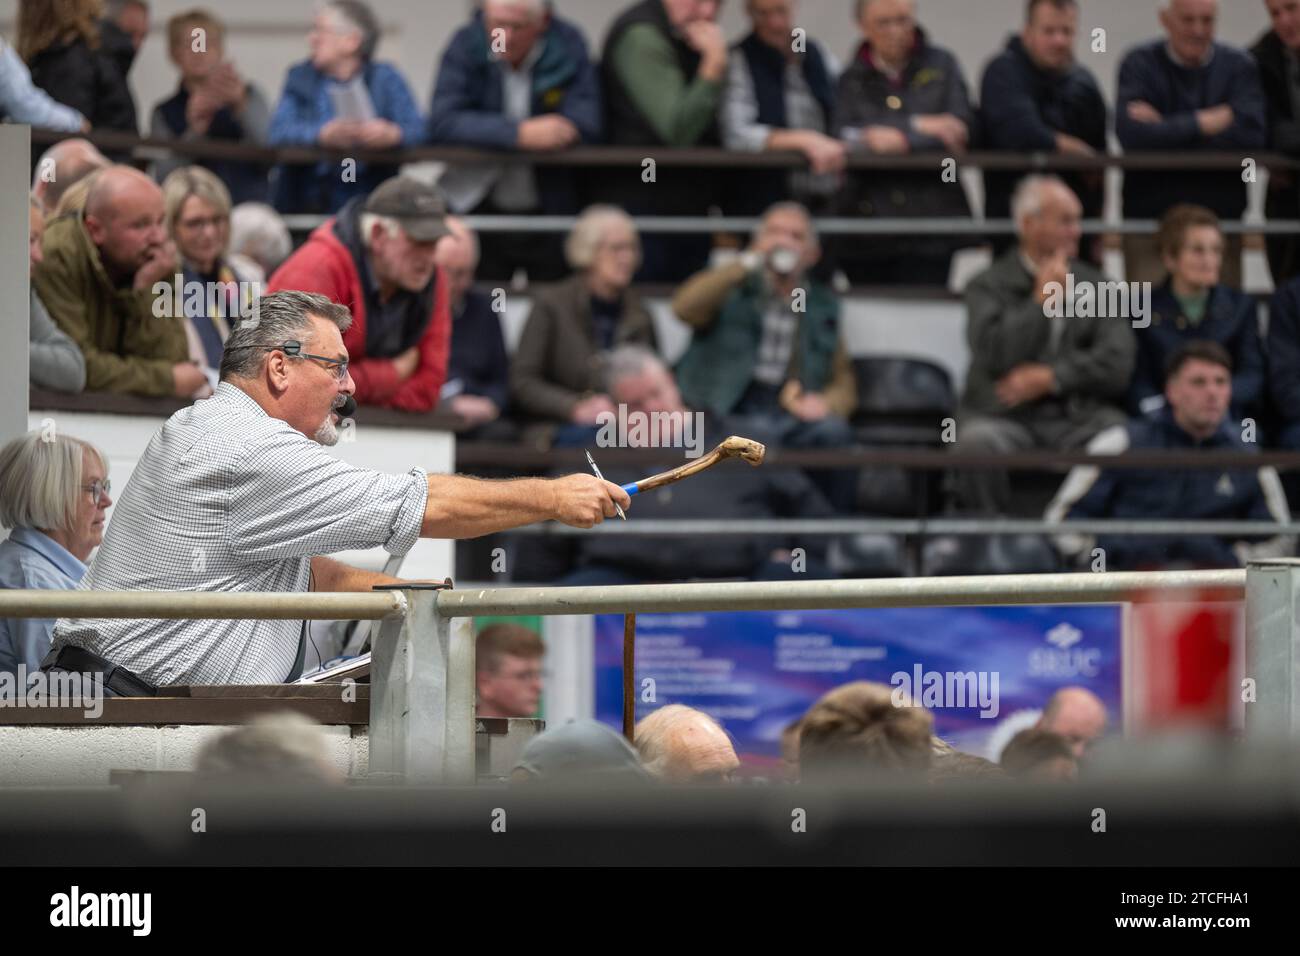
left=1252, top=0, right=1300, bottom=285
left=980, top=0, right=1107, bottom=262
left=831, top=0, right=975, bottom=286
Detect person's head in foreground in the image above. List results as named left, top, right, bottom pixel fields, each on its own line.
left=218, top=290, right=355, bottom=446
left=1035, top=686, right=1107, bottom=759
left=1013, top=174, right=1083, bottom=263
left=511, top=719, right=651, bottom=785
left=798, top=681, right=933, bottom=783
left=1165, top=341, right=1232, bottom=442
left=0, top=430, right=112, bottom=564
left=475, top=622, right=544, bottom=718
left=634, top=704, right=740, bottom=785
left=195, top=712, right=345, bottom=785
left=1000, top=728, right=1079, bottom=781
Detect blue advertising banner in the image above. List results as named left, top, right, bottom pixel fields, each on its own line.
left=595, top=605, right=1123, bottom=769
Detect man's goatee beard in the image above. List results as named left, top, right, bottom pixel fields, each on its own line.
left=314, top=415, right=339, bottom=446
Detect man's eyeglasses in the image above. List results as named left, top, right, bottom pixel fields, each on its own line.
left=84, top=479, right=111, bottom=506
left=225, top=341, right=350, bottom=381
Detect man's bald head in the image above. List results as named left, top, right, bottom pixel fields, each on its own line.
left=82, top=166, right=169, bottom=282
left=1037, top=687, right=1107, bottom=758
left=634, top=705, right=740, bottom=784
left=31, top=139, right=110, bottom=214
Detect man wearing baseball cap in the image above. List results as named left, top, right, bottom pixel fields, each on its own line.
left=268, top=175, right=456, bottom=412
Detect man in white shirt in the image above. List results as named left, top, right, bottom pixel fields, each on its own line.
left=47, top=290, right=628, bottom=688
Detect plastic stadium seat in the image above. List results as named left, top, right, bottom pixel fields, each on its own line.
left=828, top=533, right=911, bottom=578
left=920, top=533, right=1061, bottom=577
left=851, top=356, right=956, bottom=446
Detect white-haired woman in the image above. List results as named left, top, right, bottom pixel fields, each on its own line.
left=0, top=431, right=112, bottom=675
left=510, top=205, right=657, bottom=440
left=163, top=165, right=258, bottom=387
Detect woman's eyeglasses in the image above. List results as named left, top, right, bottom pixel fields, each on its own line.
left=84, top=478, right=111, bottom=506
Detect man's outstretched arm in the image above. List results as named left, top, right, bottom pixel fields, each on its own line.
left=421, top=473, right=630, bottom=539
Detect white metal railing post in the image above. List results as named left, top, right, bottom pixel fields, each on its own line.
left=369, top=588, right=476, bottom=784
left=1245, top=560, right=1300, bottom=739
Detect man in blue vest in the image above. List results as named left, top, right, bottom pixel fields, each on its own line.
left=722, top=0, right=846, bottom=215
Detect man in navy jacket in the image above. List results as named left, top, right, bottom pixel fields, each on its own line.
left=1115, top=0, right=1266, bottom=287
left=980, top=0, right=1107, bottom=261
left=428, top=1, right=602, bottom=282
left=1047, top=341, right=1290, bottom=570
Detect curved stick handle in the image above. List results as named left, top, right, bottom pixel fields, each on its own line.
left=621, top=436, right=766, bottom=496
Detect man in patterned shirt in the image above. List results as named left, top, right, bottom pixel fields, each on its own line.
left=44, top=290, right=628, bottom=689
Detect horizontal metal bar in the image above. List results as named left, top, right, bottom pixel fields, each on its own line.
left=505, top=518, right=1298, bottom=537
left=0, top=590, right=408, bottom=621
left=435, top=569, right=1244, bottom=616
left=282, top=214, right=1300, bottom=237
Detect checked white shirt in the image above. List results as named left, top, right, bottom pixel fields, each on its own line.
left=51, top=382, right=429, bottom=685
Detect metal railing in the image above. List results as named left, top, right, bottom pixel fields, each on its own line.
left=3, top=562, right=1295, bottom=783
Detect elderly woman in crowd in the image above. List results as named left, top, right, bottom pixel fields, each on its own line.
left=0, top=431, right=112, bottom=676
left=267, top=0, right=424, bottom=214
left=1128, top=204, right=1264, bottom=419
left=29, top=197, right=86, bottom=394
left=510, top=205, right=657, bottom=443
left=163, top=165, right=258, bottom=389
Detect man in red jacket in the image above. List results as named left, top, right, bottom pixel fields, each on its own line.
left=268, top=176, right=453, bottom=412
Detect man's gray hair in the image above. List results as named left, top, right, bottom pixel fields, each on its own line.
left=565, top=204, right=640, bottom=270
left=323, top=0, right=380, bottom=61
left=229, top=202, right=293, bottom=275
left=634, top=704, right=726, bottom=779
left=760, top=200, right=819, bottom=246
left=0, top=430, right=107, bottom=533
left=220, top=290, right=353, bottom=381
left=359, top=212, right=402, bottom=245
left=481, top=0, right=549, bottom=17
left=1011, top=174, right=1069, bottom=225
left=604, top=345, right=665, bottom=393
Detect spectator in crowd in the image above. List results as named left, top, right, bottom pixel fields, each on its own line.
left=28, top=197, right=86, bottom=393
left=980, top=0, right=1107, bottom=262
left=599, top=0, right=728, bottom=281
left=556, top=346, right=837, bottom=585
left=228, top=202, right=292, bottom=281
left=0, top=34, right=88, bottom=131
left=1036, top=687, right=1107, bottom=759
left=1048, top=341, right=1291, bottom=570
left=510, top=205, right=655, bottom=439
left=30, top=138, right=108, bottom=215
left=634, top=704, right=740, bottom=784
left=0, top=431, right=110, bottom=676
left=163, top=166, right=260, bottom=390
left=476, top=622, right=544, bottom=719
left=267, top=176, right=452, bottom=413
left=196, top=713, right=345, bottom=785
left=429, top=0, right=601, bottom=283
left=150, top=8, right=271, bottom=205
left=1268, top=272, right=1300, bottom=457
left=831, top=0, right=975, bottom=285
left=17, top=0, right=137, bottom=135
left=1000, top=727, right=1078, bottom=780
left=798, top=680, right=933, bottom=783
left=722, top=0, right=846, bottom=215
left=511, top=719, right=651, bottom=785
left=672, top=201, right=856, bottom=509
left=34, top=165, right=205, bottom=398
left=953, top=175, right=1135, bottom=514
left=1129, top=205, right=1263, bottom=419
left=1252, top=0, right=1300, bottom=284
left=437, top=217, right=511, bottom=436
left=1116, top=0, right=1266, bottom=287
left=268, top=0, right=424, bottom=214
left=102, top=0, right=149, bottom=63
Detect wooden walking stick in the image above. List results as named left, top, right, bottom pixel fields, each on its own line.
left=619, top=436, right=766, bottom=496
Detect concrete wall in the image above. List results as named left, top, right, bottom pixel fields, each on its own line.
left=0, top=723, right=368, bottom=786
